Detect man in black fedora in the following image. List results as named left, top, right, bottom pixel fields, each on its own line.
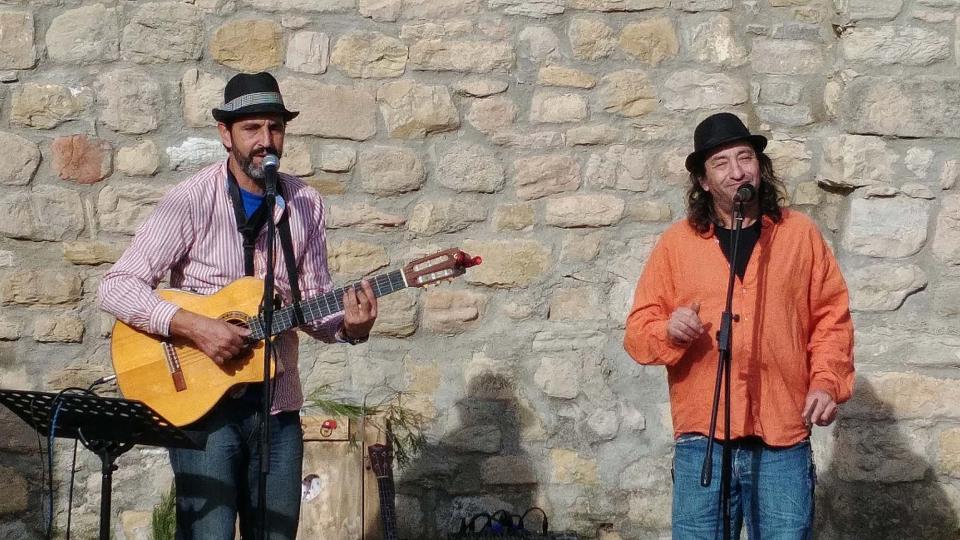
left=99, top=72, right=378, bottom=539
left=623, top=112, right=854, bottom=538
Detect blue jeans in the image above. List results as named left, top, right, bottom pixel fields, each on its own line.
left=169, top=390, right=303, bottom=540
left=672, top=434, right=814, bottom=540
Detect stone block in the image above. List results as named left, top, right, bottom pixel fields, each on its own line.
left=550, top=448, right=599, bottom=484
left=0, top=132, right=39, bottom=186
left=493, top=203, right=535, bottom=231
left=848, top=263, right=927, bottom=312
left=466, top=96, right=517, bottom=133
left=331, top=31, right=406, bottom=78
left=545, top=194, right=625, bottom=227
left=538, top=66, right=597, bottom=89
left=0, top=186, right=84, bottom=241
left=286, top=31, right=329, bottom=75
left=568, top=18, right=616, bottom=60
left=619, top=17, right=679, bottom=65
left=422, top=288, right=486, bottom=334
left=210, top=20, right=282, bottom=71
left=97, top=69, right=162, bottom=134
left=97, top=183, right=168, bottom=234
left=46, top=4, right=120, bottom=64
left=181, top=69, right=225, bottom=128
left=842, top=76, right=960, bottom=138
left=598, top=69, right=657, bottom=117
left=462, top=239, right=551, bottom=288
left=842, top=26, right=949, bottom=66
left=407, top=197, right=486, bottom=235
left=327, top=240, right=389, bottom=281
left=842, top=196, right=930, bottom=258
left=513, top=153, right=581, bottom=200
left=932, top=194, right=960, bottom=265
left=436, top=143, right=505, bottom=193
left=377, top=80, right=459, bottom=138
left=408, top=40, right=513, bottom=73
left=281, top=79, right=378, bottom=140
left=121, top=2, right=202, bottom=64
left=0, top=11, right=35, bottom=69
left=662, top=70, right=747, bottom=111
left=683, top=15, right=747, bottom=66
left=11, top=83, right=90, bottom=129
left=34, top=314, right=85, bottom=343
left=585, top=145, right=651, bottom=192
left=0, top=269, right=82, bottom=305
left=530, top=91, right=588, bottom=124
left=358, top=146, right=425, bottom=195
left=116, top=141, right=160, bottom=177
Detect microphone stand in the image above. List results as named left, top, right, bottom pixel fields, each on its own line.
left=700, top=196, right=747, bottom=540
left=257, top=157, right=279, bottom=540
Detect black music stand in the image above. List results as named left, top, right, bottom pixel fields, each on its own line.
left=0, top=388, right=207, bottom=540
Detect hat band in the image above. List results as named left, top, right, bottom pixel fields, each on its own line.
left=218, top=92, right=284, bottom=112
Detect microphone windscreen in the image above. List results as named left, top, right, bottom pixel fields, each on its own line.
left=263, top=154, right=279, bottom=171
left=734, top=183, right=756, bottom=203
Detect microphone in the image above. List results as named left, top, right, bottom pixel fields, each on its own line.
left=263, top=153, right=279, bottom=196
left=733, top=183, right=756, bottom=203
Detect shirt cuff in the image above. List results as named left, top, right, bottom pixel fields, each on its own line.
left=149, top=301, right=182, bottom=337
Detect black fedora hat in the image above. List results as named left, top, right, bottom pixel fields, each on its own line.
left=685, top=112, right=767, bottom=172
left=212, top=72, right=299, bottom=123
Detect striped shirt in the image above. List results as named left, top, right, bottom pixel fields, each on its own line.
left=99, top=159, right=343, bottom=413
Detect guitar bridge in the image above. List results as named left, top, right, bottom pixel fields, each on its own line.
left=162, top=340, right=187, bottom=392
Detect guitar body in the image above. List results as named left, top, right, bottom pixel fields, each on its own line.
left=110, top=277, right=274, bottom=427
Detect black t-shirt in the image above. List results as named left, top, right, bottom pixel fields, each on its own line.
left=714, top=220, right=762, bottom=281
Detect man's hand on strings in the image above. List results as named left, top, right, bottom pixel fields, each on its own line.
left=342, top=279, right=378, bottom=340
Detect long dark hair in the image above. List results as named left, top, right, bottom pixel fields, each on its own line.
left=686, top=152, right=786, bottom=235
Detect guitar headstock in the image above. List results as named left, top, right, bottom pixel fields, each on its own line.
left=367, top=443, right=394, bottom=478
left=402, top=248, right=482, bottom=288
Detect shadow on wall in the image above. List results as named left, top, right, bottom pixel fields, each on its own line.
left=397, top=373, right=538, bottom=539
left=816, top=378, right=959, bottom=539
left=0, top=404, right=46, bottom=539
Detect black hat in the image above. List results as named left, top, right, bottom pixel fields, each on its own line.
left=212, top=72, right=299, bottom=123
left=685, top=112, right=767, bottom=172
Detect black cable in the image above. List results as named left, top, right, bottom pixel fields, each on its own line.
left=29, top=395, right=50, bottom=538
left=45, top=386, right=97, bottom=540
left=63, top=377, right=117, bottom=539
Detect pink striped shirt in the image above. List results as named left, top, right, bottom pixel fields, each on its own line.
left=99, top=160, right=343, bottom=413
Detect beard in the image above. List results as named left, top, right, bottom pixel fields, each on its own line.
left=233, top=146, right=280, bottom=181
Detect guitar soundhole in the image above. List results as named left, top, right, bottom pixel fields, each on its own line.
left=221, top=311, right=250, bottom=329
left=219, top=311, right=255, bottom=369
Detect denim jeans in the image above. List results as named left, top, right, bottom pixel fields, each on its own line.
left=672, top=434, right=814, bottom=540
left=169, top=390, right=304, bottom=540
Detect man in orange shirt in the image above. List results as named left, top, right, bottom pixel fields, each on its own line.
left=624, top=113, right=854, bottom=539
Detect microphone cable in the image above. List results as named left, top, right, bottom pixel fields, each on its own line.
left=38, top=375, right=118, bottom=540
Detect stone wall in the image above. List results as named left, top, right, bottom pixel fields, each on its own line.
left=0, top=0, right=958, bottom=538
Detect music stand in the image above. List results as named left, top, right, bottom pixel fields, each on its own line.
left=0, top=388, right=207, bottom=540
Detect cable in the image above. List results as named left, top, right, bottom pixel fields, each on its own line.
left=45, top=386, right=98, bottom=540
left=29, top=395, right=50, bottom=538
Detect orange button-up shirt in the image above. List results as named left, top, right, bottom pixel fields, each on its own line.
left=624, top=209, right=854, bottom=447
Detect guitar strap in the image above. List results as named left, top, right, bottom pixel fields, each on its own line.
left=226, top=172, right=305, bottom=326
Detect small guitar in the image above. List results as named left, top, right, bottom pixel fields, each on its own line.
left=110, top=248, right=481, bottom=426
left=368, top=443, right=399, bottom=540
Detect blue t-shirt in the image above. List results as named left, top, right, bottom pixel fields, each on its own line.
left=239, top=187, right=265, bottom=219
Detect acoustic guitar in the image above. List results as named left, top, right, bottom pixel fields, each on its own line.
left=368, top=442, right=399, bottom=540
left=110, top=248, right=481, bottom=426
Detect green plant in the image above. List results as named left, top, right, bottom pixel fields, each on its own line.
left=151, top=483, right=176, bottom=540
left=304, top=384, right=427, bottom=468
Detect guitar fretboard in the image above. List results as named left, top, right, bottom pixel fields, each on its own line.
left=248, top=269, right=406, bottom=341
left=375, top=474, right=399, bottom=540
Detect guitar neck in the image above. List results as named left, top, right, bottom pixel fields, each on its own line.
left=375, top=474, right=399, bottom=540
left=249, top=269, right=406, bottom=341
